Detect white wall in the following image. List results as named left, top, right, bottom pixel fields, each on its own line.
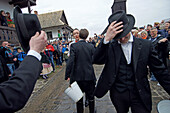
left=43, top=27, right=72, bottom=40
left=44, top=27, right=60, bottom=39
left=0, top=0, right=14, bottom=18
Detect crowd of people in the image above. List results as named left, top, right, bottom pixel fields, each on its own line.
left=0, top=39, right=70, bottom=80
left=0, top=17, right=169, bottom=81
left=132, top=21, right=170, bottom=84
left=0, top=9, right=170, bottom=113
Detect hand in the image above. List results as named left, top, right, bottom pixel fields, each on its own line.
left=159, top=38, right=168, bottom=43
left=105, top=21, right=123, bottom=42
left=67, top=78, right=70, bottom=82
left=29, top=31, right=47, bottom=53
left=13, top=58, right=17, bottom=61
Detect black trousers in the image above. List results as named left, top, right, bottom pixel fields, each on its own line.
left=77, top=81, right=95, bottom=101
left=76, top=81, right=95, bottom=113
left=110, top=88, right=150, bottom=113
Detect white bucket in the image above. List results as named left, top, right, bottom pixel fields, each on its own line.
left=64, top=81, right=84, bottom=102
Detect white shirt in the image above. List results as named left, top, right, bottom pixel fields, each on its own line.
left=27, top=50, right=41, bottom=61
left=104, top=33, right=133, bottom=64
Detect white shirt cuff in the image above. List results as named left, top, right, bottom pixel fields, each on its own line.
left=27, top=50, right=41, bottom=61
left=103, top=38, right=109, bottom=44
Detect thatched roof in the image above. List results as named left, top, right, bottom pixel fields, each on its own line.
left=38, top=10, right=69, bottom=29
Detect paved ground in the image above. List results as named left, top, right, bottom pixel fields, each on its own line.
left=17, top=64, right=170, bottom=113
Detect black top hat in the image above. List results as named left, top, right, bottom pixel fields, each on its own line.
left=103, top=10, right=135, bottom=39
left=14, top=6, right=41, bottom=53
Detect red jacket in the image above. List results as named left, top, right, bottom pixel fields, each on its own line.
left=46, top=45, right=54, bottom=52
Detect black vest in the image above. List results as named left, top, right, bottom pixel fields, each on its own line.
left=114, top=47, right=135, bottom=92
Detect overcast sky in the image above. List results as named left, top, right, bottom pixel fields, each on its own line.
left=22, top=0, right=170, bottom=37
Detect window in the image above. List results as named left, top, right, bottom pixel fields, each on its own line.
left=46, top=31, right=52, bottom=40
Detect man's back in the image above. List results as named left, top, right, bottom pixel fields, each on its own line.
left=65, top=40, right=96, bottom=83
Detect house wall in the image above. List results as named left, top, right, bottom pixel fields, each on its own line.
left=43, top=27, right=62, bottom=39
left=0, top=0, right=14, bottom=18
left=43, top=27, right=72, bottom=41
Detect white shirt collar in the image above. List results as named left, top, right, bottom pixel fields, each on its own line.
left=128, top=33, right=133, bottom=43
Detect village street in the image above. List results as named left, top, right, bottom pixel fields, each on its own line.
left=17, top=64, right=169, bottom=113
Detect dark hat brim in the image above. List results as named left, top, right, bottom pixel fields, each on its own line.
left=14, top=6, right=30, bottom=52
left=102, top=14, right=135, bottom=40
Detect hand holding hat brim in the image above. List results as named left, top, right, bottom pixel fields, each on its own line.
left=105, top=21, right=124, bottom=42
left=102, top=10, right=135, bottom=40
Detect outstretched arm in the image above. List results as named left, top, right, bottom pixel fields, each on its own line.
left=0, top=31, right=47, bottom=112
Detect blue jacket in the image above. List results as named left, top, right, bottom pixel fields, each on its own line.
left=158, top=29, right=168, bottom=38
left=17, top=52, right=26, bottom=62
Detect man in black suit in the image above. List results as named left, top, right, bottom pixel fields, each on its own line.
left=93, top=11, right=170, bottom=113
left=0, top=31, right=47, bottom=112
left=65, top=29, right=96, bottom=113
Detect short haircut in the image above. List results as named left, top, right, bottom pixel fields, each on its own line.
left=151, top=27, right=158, bottom=31
left=0, top=10, right=4, bottom=15
left=79, top=29, right=89, bottom=39
left=141, top=30, right=148, bottom=36
left=6, top=12, right=10, bottom=14
left=154, top=22, right=159, bottom=25
left=147, top=24, right=152, bottom=28
left=73, top=28, right=79, bottom=31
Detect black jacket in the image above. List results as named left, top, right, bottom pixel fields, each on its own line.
left=93, top=37, right=170, bottom=111
left=0, top=56, right=42, bottom=113
left=65, top=40, right=96, bottom=84
left=0, top=55, right=10, bottom=83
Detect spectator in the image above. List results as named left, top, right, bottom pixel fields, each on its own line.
left=146, top=24, right=152, bottom=37
left=88, top=37, right=96, bottom=48
left=95, top=39, right=101, bottom=47
left=154, top=22, right=160, bottom=30
left=45, top=43, right=55, bottom=72
left=137, top=31, right=142, bottom=38
left=157, top=26, right=170, bottom=70
left=167, top=27, right=170, bottom=72
left=138, top=27, right=144, bottom=32
left=40, top=49, right=53, bottom=79
left=141, top=30, right=149, bottom=39
left=62, top=45, right=68, bottom=55
left=132, top=29, right=138, bottom=37
left=149, top=27, right=164, bottom=82
left=158, top=22, right=170, bottom=38
left=12, top=47, right=20, bottom=69
left=1, top=41, right=17, bottom=76
left=0, top=10, right=8, bottom=26
left=68, top=28, right=80, bottom=56
left=63, top=45, right=69, bottom=63
left=17, top=47, right=26, bottom=63
left=6, top=12, right=15, bottom=28
left=0, top=51, right=10, bottom=83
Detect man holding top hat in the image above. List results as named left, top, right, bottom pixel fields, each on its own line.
left=0, top=6, right=47, bottom=112
left=93, top=10, right=170, bottom=113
